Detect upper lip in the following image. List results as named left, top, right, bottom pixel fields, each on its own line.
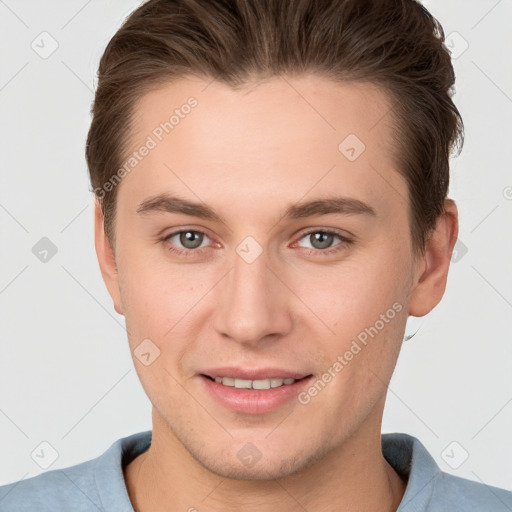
left=200, top=367, right=312, bottom=380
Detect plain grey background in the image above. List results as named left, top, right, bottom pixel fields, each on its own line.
left=1, top=0, right=511, bottom=491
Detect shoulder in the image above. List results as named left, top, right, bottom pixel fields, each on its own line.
left=0, top=430, right=151, bottom=512
left=382, top=432, right=512, bottom=512
left=0, top=457, right=102, bottom=512
left=428, top=471, right=512, bottom=511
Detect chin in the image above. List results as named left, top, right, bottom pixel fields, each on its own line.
left=193, top=452, right=308, bottom=481
left=183, top=436, right=332, bottom=482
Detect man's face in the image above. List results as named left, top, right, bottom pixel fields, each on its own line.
left=106, top=75, right=421, bottom=479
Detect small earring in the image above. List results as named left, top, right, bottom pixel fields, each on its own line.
left=403, top=315, right=428, bottom=342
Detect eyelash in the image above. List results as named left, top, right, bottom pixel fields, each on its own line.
left=161, top=228, right=352, bottom=258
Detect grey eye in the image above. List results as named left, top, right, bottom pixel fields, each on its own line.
left=302, top=231, right=337, bottom=250
left=176, top=230, right=205, bottom=249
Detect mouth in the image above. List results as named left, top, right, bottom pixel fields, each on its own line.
left=201, top=374, right=312, bottom=390
left=199, top=372, right=314, bottom=415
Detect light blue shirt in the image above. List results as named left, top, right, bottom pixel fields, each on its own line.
left=1, top=430, right=511, bottom=511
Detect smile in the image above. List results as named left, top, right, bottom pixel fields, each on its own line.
left=205, top=375, right=299, bottom=389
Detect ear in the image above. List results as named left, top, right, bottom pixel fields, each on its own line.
left=408, top=199, right=459, bottom=317
left=94, top=200, right=124, bottom=316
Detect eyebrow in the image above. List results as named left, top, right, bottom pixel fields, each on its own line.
left=136, top=193, right=377, bottom=223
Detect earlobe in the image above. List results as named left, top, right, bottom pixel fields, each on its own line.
left=93, top=200, right=124, bottom=316
left=408, top=199, right=459, bottom=317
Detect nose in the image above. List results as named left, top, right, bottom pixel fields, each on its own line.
left=212, top=242, right=293, bottom=347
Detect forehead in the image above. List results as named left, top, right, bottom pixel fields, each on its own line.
left=130, top=75, right=395, bottom=151
left=119, top=75, right=406, bottom=221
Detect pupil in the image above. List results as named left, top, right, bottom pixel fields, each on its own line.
left=181, top=231, right=202, bottom=249
left=312, top=232, right=332, bottom=249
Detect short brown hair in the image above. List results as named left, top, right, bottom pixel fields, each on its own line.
left=86, top=0, right=464, bottom=258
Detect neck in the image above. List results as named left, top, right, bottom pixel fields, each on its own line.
left=124, top=409, right=407, bottom=512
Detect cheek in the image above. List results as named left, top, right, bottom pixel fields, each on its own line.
left=116, top=258, right=197, bottom=398
left=118, top=246, right=193, bottom=320
left=297, top=257, right=402, bottom=331
left=297, top=248, right=410, bottom=377
left=117, top=251, right=214, bottom=371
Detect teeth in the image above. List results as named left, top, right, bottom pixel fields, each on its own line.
left=212, top=376, right=298, bottom=389
left=235, top=378, right=252, bottom=389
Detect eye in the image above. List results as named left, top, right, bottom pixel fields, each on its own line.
left=294, top=229, right=352, bottom=255
left=162, top=229, right=212, bottom=257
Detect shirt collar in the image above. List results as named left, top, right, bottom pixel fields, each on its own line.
left=382, top=432, right=440, bottom=511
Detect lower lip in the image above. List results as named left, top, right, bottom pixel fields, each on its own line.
left=200, top=375, right=313, bottom=415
